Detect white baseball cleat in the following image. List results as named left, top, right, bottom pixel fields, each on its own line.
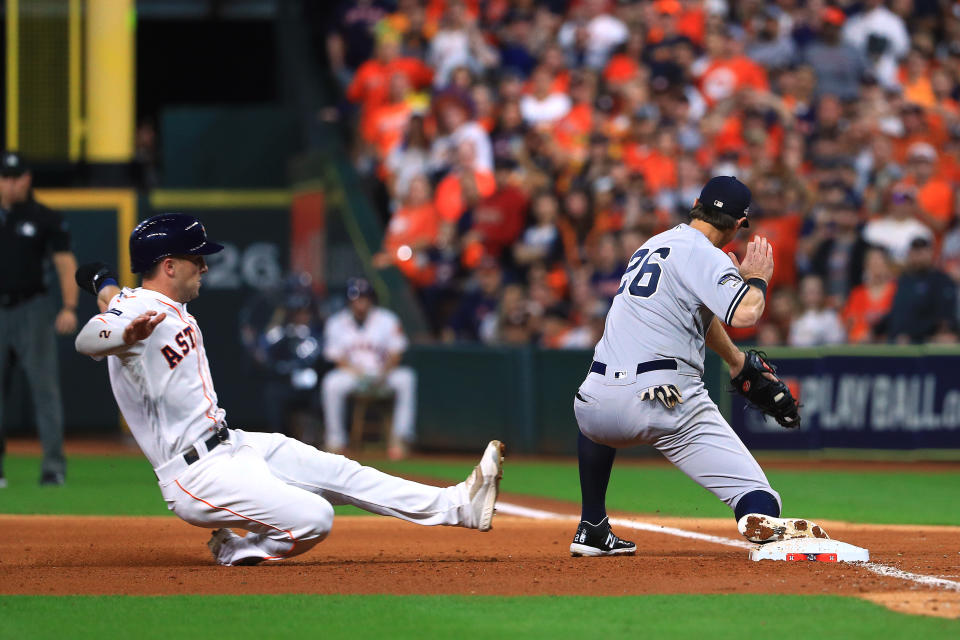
left=463, top=440, right=505, bottom=531
left=207, top=528, right=242, bottom=565
left=738, top=513, right=830, bottom=544
left=207, top=528, right=265, bottom=566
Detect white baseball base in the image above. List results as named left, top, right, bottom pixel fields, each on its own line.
left=749, top=538, right=870, bottom=563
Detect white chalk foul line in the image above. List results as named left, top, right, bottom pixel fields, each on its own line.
left=496, top=501, right=960, bottom=592
left=859, top=563, right=960, bottom=592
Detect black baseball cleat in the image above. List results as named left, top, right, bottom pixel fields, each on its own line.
left=39, top=472, right=64, bottom=487
left=569, top=516, right=637, bottom=557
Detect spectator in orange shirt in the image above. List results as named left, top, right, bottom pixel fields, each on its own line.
left=894, top=102, right=947, bottom=163
left=903, top=142, right=954, bottom=235
left=675, top=0, right=705, bottom=46
left=931, top=68, right=960, bottom=119
left=603, top=32, right=644, bottom=86
left=362, top=73, right=414, bottom=164
left=842, top=248, right=897, bottom=343
left=695, top=29, right=768, bottom=107
left=746, top=175, right=804, bottom=290
left=434, top=140, right=496, bottom=223
left=347, top=37, right=433, bottom=117
left=553, top=72, right=595, bottom=163
left=899, top=47, right=935, bottom=108
left=373, top=174, right=440, bottom=287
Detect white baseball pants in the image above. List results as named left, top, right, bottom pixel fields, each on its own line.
left=158, top=429, right=470, bottom=565
left=321, top=366, right=416, bottom=450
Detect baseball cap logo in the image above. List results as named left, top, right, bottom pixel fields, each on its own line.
left=714, top=200, right=723, bottom=208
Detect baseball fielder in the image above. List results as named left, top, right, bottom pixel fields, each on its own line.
left=570, top=177, right=823, bottom=556
left=74, top=214, right=504, bottom=566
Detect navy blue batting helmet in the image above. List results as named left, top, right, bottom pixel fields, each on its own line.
left=130, top=213, right=224, bottom=273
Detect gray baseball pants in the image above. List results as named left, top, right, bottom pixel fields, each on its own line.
left=0, top=295, right=66, bottom=477
left=574, top=366, right=779, bottom=511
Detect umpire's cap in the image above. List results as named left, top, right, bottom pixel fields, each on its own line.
left=346, top=277, right=375, bottom=301
left=0, top=151, right=28, bottom=177
left=699, top=176, right=751, bottom=228
left=130, top=213, right=224, bottom=273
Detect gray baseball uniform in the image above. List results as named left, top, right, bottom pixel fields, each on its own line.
left=574, top=223, right=779, bottom=510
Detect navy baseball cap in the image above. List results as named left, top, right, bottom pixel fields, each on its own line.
left=346, top=277, right=374, bottom=301
left=0, top=151, right=27, bottom=177
left=699, top=176, right=751, bottom=228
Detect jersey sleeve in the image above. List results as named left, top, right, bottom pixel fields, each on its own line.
left=323, top=315, right=346, bottom=362
left=685, top=249, right=752, bottom=326
left=74, top=294, right=144, bottom=359
left=383, top=312, right=408, bottom=354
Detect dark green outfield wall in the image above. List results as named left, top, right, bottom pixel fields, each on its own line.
left=406, top=346, right=730, bottom=456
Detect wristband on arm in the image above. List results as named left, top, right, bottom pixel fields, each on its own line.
left=746, top=278, right=768, bottom=297
left=75, top=262, right=119, bottom=297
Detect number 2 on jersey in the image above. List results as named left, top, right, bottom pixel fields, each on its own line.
left=616, top=247, right=671, bottom=298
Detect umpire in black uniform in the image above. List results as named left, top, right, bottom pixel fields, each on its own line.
left=0, top=152, right=78, bottom=486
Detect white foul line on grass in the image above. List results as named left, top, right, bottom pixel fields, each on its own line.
left=496, top=501, right=960, bottom=592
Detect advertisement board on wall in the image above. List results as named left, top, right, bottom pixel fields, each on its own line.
left=732, top=353, right=960, bottom=449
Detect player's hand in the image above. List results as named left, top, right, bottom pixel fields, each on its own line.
left=123, top=311, right=166, bottom=345
left=55, top=308, right=78, bottom=335
left=728, top=236, right=774, bottom=283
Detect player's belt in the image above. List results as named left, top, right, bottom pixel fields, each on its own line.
left=183, top=426, right=229, bottom=466
left=589, top=359, right=678, bottom=376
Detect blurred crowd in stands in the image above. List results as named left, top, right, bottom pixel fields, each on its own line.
left=326, top=0, right=960, bottom=347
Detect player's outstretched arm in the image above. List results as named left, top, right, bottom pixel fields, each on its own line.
left=75, top=310, right=166, bottom=358
left=726, top=236, right=774, bottom=328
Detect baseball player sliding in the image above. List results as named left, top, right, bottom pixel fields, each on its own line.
left=74, top=214, right=504, bottom=566
left=570, top=176, right=823, bottom=556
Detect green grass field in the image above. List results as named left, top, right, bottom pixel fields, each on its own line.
left=0, top=594, right=956, bottom=640
left=3, top=453, right=960, bottom=524
left=3, top=452, right=959, bottom=634
left=378, top=459, right=960, bottom=525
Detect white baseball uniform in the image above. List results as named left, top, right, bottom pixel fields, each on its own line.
left=75, top=287, right=481, bottom=565
left=321, top=306, right=416, bottom=450
left=574, top=224, right=780, bottom=510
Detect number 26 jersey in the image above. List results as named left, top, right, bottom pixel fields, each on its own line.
left=592, top=224, right=752, bottom=377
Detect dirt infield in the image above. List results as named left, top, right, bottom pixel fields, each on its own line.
left=2, top=511, right=958, bottom=618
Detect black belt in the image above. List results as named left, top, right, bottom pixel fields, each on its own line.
left=589, top=359, right=678, bottom=376
left=0, top=291, right=39, bottom=308
left=183, top=427, right=229, bottom=465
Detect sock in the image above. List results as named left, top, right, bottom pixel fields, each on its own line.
left=577, top=431, right=616, bottom=524
left=734, top=490, right=781, bottom=521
